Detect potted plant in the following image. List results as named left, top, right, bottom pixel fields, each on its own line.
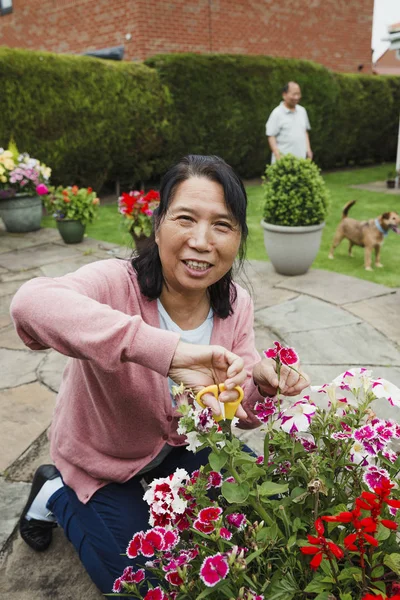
left=112, top=343, right=400, bottom=599
left=261, top=154, right=330, bottom=275
left=0, top=143, right=51, bottom=233
left=386, top=170, right=397, bottom=190
left=118, top=189, right=160, bottom=253
left=43, top=185, right=100, bottom=243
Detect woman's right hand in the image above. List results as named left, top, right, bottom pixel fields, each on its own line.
left=168, top=341, right=248, bottom=419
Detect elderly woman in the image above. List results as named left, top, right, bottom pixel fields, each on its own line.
left=11, top=155, right=308, bottom=595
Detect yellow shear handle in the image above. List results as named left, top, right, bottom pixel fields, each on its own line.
left=195, top=383, right=244, bottom=422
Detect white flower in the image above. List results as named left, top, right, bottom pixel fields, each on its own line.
left=279, top=400, right=316, bottom=433
left=349, top=440, right=371, bottom=465
left=185, top=431, right=203, bottom=453
left=372, top=378, right=400, bottom=408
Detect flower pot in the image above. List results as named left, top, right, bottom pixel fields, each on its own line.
left=0, top=193, right=42, bottom=233
left=261, top=220, right=325, bottom=276
left=131, top=230, right=151, bottom=253
left=56, top=219, right=86, bottom=244
left=386, top=179, right=396, bottom=189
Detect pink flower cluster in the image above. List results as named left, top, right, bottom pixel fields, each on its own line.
left=10, top=165, right=40, bottom=188
left=254, top=396, right=277, bottom=423
left=264, top=341, right=299, bottom=366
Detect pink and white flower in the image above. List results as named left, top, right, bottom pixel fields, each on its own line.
left=143, top=469, right=189, bottom=527
left=363, top=465, right=392, bottom=491
left=278, top=346, right=299, bottom=366
left=143, top=588, right=168, bottom=600
left=199, top=553, right=229, bottom=587
left=207, top=471, right=223, bottom=489
left=219, top=527, right=233, bottom=540
left=372, top=378, right=400, bottom=407
left=254, top=396, right=277, bottom=423
left=279, top=400, right=316, bottom=433
left=226, top=512, right=247, bottom=530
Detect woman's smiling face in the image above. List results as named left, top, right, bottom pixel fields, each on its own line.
left=155, top=176, right=242, bottom=296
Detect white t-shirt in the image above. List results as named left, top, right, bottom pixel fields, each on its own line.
left=266, top=101, right=311, bottom=163
left=137, top=300, right=214, bottom=475
left=157, top=298, right=214, bottom=403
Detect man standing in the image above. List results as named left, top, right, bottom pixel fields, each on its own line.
left=266, top=81, right=313, bottom=163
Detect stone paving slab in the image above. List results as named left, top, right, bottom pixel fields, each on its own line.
left=344, top=291, right=400, bottom=347
left=0, top=348, right=45, bottom=389
left=0, top=268, right=42, bottom=283
left=0, top=227, right=61, bottom=253
left=0, top=478, right=30, bottom=549
left=286, top=322, right=400, bottom=366
left=37, top=352, right=68, bottom=393
left=39, top=255, right=100, bottom=278
left=302, top=364, right=400, bottom=388
left=0, top=324, right=28, bottom=350
left=0, top=295, right=14, bottom=329
left=6, top=430, right=51, bottom=483
left=255, top=295, right=361, bottom=335
left=0, top=243, right=83, bottom=272
left=0, top=278, right=30, bottom=298
left=0, top=382, right=55, bottom=473
left=275, top=269, right=393, bottom=305
left=0, top=530, right=102, bottom=599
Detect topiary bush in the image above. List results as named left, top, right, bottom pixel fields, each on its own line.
left=262, top=155, right=330, bottom=227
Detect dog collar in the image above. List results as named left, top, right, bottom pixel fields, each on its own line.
left=375, top=219, right=389, bottom=237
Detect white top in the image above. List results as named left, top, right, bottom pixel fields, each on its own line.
left=266, top=101, right=311, bottom=163
left=157, top=298, right=214, bottom=402
left=137, top=300, right=214, bottom=475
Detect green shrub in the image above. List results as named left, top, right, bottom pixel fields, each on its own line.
left=146, top=53, right=399, bottom=178
left=262, top=154, right=330, bottom=226
left=0, top=47, right=172, bottom=189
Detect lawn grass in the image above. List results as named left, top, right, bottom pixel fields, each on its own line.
left=42, top=163, right=400, bottom=287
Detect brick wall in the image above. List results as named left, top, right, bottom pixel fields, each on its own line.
left=0, top=0, right=374, bottom=73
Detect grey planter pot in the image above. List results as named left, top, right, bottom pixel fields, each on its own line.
left=0, top=193, right=42, bottom=233
left=261, top=220, right=325, bottom=276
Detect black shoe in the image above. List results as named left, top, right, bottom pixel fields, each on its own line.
left=19, top=464, right=60, bottom=552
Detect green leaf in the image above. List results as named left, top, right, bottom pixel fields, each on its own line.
left=315, top=594, right=335, bottom=600
left=371, top=565, right=384, bottom=578
left=245, top=547, right=266, bottom=566
left=221, top=480, right=250, bottom=503
left=265, top=574, right=298, bottom=600
left=338, top=566, right=362, bottom=582
left=208, top=451, right=228, bottom=472
left=339, top=594, right=353, bottom=600
left=384, top=552, right=400, bottom=575
left=256, top=522, right=279, bottom=541
left=376, top=522, right=391, bottom=541
left=304, top=575, right=332, bottom=593
left=259, top=481, right=289, bottom=496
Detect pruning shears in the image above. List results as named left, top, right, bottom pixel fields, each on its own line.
left=195, top=383, right=244, bottom=422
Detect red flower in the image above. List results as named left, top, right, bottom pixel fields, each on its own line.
left=300, top=518, right=343, bottom=571
left=193, top=519, right=215, bottom=534
left=198, top=506, right=223, bottom=524
left=279, top=346, right=299, bottom=366
left=165, top=570, right=184, bottom=586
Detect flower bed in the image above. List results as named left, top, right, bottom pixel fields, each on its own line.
left=115, top=347, right=400, bottom=599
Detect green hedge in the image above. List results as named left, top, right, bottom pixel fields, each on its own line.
left=0, top=47, right=172, bottom=188
left=146, top=53, right=400, bottom=178
left=1, top=48, right=399, bottom=185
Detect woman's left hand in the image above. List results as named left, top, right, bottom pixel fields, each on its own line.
left=253, top=357, right=310, bottom=397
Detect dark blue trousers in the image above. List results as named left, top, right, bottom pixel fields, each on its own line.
left=47, top=446, right=211, bottom=597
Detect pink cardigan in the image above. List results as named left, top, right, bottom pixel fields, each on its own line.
left=11, top=259, right=263, bottom=503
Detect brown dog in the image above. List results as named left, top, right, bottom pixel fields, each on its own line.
left=328, top=200, right=400, bottom=270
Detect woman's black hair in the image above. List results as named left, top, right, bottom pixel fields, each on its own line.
left=131, top=155, right=248, bottom=318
